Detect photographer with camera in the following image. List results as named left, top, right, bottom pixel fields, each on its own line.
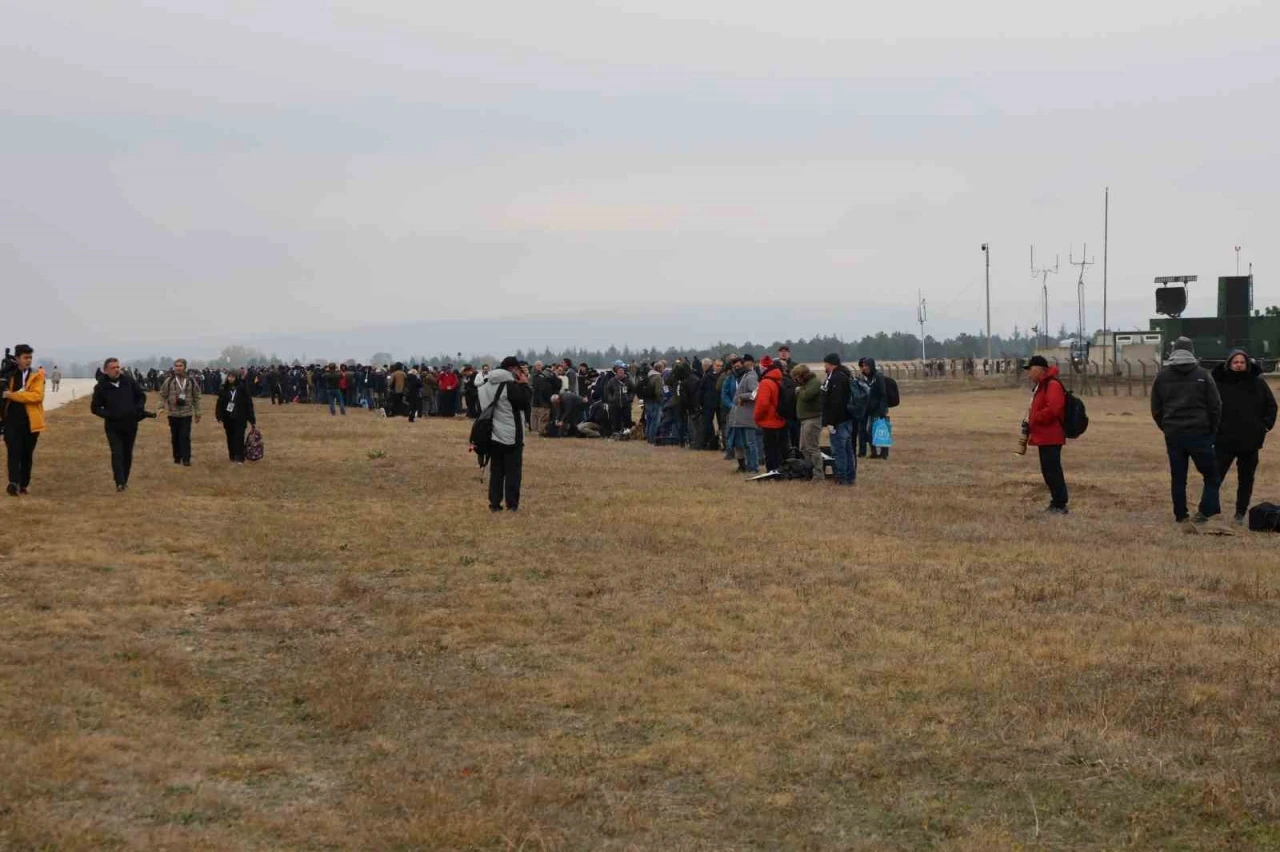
left=91, top=358, right=150, bottom=492
left=2, top=345, right=45, bottom=496
left=158, top=358, right=201, bottom=466
left=1022, top=355, right=1069, bottom=515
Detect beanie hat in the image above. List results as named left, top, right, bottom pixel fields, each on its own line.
left=823, top=353, right=842, bottom=366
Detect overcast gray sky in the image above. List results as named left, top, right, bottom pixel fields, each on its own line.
left=4, top=1, right=1277, bottom=357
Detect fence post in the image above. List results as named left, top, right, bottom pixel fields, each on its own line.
left=1124, top=360, right=1133, bottom=396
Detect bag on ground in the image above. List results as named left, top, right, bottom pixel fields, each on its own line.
left=1248, top=502, right=1280, bottom=532
left=871, top=416, right=893, bottom=447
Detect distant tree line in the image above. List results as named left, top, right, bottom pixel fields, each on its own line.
left=61, top=329, right=1054, bottom=377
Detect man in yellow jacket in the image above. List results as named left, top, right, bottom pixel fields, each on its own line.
left=2, top=344, right=45, bottom=496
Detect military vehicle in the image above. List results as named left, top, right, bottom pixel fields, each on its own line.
left=1149, top=273, right=1279, bottom=370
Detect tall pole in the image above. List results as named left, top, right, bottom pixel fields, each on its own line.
left=1103, top=187, right=1109, bottom=376
left=982, top=243, right=992, bottom=362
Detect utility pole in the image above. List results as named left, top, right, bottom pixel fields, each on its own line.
left=1236, top=245, right=1242, bottom=275
left=1069, top=244, right=1095, bottom=365
left=1103, top=187, right=1109, bottom=376
left=1031, top=245, right=1059, bottom=349
left=917, top=291, right=927, bottom=360
left=981, top=243, right=992, bottom=362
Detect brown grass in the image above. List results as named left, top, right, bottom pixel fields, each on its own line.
left=2, top=388, right=1280, bottom=850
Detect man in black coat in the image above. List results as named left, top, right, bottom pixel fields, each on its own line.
left=91, top=358, right=149, bottom=492
left=1212, top=349, right=1278, bottom=524
left=1152, top=337, right=1223, bottom=526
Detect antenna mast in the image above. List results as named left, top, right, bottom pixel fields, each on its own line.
left=1069, top=244, right=1095, bottom=360
left=1030, top=246, right=1059, bottom=348
left=917, top=291, right=927, bottom=360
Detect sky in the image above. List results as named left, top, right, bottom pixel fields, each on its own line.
left=3, top=1, right=1278, bottom=361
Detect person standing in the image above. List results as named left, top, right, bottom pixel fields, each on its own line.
left=215, top=372, right=256, bottom=464
left=405, top=368, right=424, bottom=423
left=726, top=355, right=761, bottom=473
left=2, top=344, right=44, bottom=496
left=159, top=358, right=201, bottom=465
left=1022, top=355, right=1069, bottom=514
left=820, top=354, right=856, bottom=486
left=323, top=364, right=346, bottom=416
left=859, top=358, right=890, bottom=460
left=793, top=364, right=824, bottom=481
left=1212, top=349, right=1277, bottom=524
left=91, top=358, right=147, bottom=492
left=50, top=366, right=62, bottom=393
left=477, top=356, right=532, bottom=512
left=1152, top=337, right=1222, bottom=528
left=753, top=358, right=787, bottom=472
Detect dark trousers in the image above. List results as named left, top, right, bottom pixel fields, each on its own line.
left=1037, top=444, right=1068, bottom=508
left=407, top=396, right=421, bottom=422
left=1215, top=445, right=1259, bottom=517
left=1165, top=433, right=1221, bottom=520
left=105, top=422, right=138, bottom=487
left=762, top=427, right=787, bottom=472
left=270, top=387, right=284, bottom=404
left=4, top=422, right=38, bottom=489
left=701, top=406, right=718, bottom=449
left=168, top=416, right=193, bottom=463
left=488, top=443, right=523, bottom=510
left=223, top=421, right=247, bottom=462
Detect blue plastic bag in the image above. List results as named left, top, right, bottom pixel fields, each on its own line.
left=871, top=417, right=893, bottom=447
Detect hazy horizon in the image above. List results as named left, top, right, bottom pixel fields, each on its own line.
left=6, top=1, right=1277, bottom=356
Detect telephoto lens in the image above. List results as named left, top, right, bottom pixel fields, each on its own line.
left=1015, top=421, right=1029, bottom=456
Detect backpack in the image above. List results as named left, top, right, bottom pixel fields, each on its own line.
left=468, top=383, right=508, bottom=467
left=846, top=373, right=870, bottom=421
left=1052, top=378, right=1089, bottom=439
left=885, top=376, right=900, bottom=408
left=635, top=376, right=653, bottom=402
left=777, top=458, right=814, bottom=480
left=776, top=375, right=797, bottom=421
left=1248, top=502, right=1280, bottom=532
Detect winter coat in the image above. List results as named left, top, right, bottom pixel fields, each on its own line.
left=476, top=368, right=533, bottom=446
left=159, top=373, right=201, bottom=419
left=795, top=373, right=822, bottom=421
left=1152, top=352, right=1221, bottom=436
left=1027, top=366, right=1066, bottom=447
left=673, top=364, right=700, bottom=417
left=2, top=368, right=46, bottom=433
left=753, top=367, right=787, bottom=429
left=820, top=367, right=853, bottom=427
left=719, top=372, right=737, bottom=411
left=698, top=370, right=721, bottom=411
left=91, top=374, right=147, bottom=425
left=726, top=369, right=759, bottom=429
left=862, top=359, right=889, bottom=420
left=215, top=383, right=256, bottom=427
left=1212, top=353, right=1277, bottom=451
left=532, top=369, right=559, bottom=408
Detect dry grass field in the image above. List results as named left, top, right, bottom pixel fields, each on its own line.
left=3, top=386, right=1280, bottom=850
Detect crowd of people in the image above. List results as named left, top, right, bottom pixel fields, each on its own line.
left=2, top=340, right=1276, bottom=530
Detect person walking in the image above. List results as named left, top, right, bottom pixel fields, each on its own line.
left=215, top=372, right=256, bottom=464
left=91, top=358, right=148, bottom=492
left=754, top=358, right=787, bottom=472
left=477, top=356, right=533, bottom=512
left=793, top=364, right=824, bottom=481
left=159, top=358, right=201, bottom=465
left=1211, top=349, right=1277, bottom=524
left=820, top=354, right=856, bottom=486
left=1152, top=337, right=1222, bottom=528
left=1022, top=355, right=1069, bottom=514
left=2, top=344, right=44, bottom=496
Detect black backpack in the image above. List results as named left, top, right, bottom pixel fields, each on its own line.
left=777, top=458, right=814, bottom=480
left=1052, top=378, right=1089, bottom=439
left=776, top=375, right=797, bottom=421
left=885, top=376, right=900, bottom=408
left=1248, top=502, right=1280, bottom=532
left=846, top=373, right=870, bottom=421
left=468, top=383, right=507, bottom=467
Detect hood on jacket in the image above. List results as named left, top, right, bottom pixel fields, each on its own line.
left=486, top=368, right=514, bottom=385
left=1166, top=349, right=1200, bottom=372
left=673, top=362, right=691, bottom=381
left=1036, top=364, right=1061, bottom=385
left=761, top=365, right=783, bottom=383
left=860, top=357, right=878, bottom=375
left=1212, top=348, right=1260, bottom=382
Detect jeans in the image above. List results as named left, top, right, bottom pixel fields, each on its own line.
left=1037, top=444, right=1068, bottom=508
left=1215, top=445, right=1259, bottom=517
left=488, top=442, right=523, bottom=510
left=4, top=420, right=38, bottom=489
left=644, top=401, right=663, bottom=442
left=1165, top=433, right=1221, bottom=520
left=105, top=422, right=138, bottom=487
left=762, top=427, right=786, bottom=472
left=831, top=420, right=856, bottom=484
left=726, top=426, right=760, bottom=472
left=327, top=388, right=346, bottom=416
left=168, top=416, right=193, bottom=463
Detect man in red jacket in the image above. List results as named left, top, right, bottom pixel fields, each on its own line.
left=753, top=357, right=788, bottom=473
left=1023, top=355, right=1069, bottom=514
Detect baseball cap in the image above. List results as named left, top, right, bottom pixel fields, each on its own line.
left=1022, top=355, right=1050, bottom=370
